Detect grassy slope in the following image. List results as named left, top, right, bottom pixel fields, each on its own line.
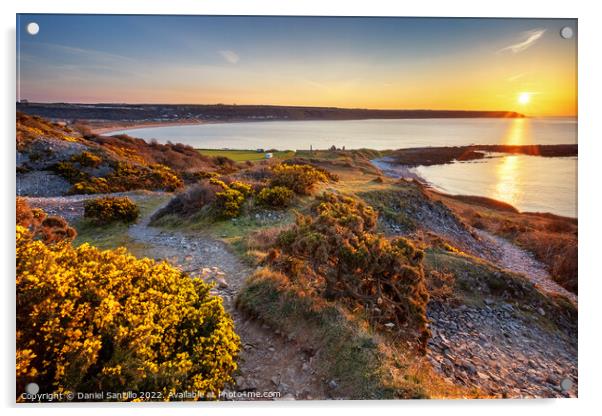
left=197, top=149, right=295, bottom=162
left=234, top=152, right=482, bottom=398
left=145, top=148, right=576, bottom=399
left=237, top=268, right=478, bottom=399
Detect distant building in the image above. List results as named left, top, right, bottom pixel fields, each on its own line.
left=265, top=153, right=273, bottom=159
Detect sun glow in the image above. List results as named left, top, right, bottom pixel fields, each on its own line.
left=518, top=92, right=531, bottom=105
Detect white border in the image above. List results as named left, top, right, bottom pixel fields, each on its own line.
left=2, top=1, right=601, bottom=415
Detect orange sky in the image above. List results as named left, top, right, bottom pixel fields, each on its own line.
left=18, top=16, right=577, bottom=116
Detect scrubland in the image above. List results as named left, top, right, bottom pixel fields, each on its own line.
left=16, top=115, right=577, bottom=400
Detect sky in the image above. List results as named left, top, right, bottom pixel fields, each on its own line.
left=17, top=15, right=577, bottom=116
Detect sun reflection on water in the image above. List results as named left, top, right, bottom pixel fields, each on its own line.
left=504, top=117, right=530, bottom=145
left=493, top=118, right=530, bottom=205
left=493, top=155, right=521, bottom=206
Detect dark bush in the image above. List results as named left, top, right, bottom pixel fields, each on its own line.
left=84, top=197, right=140, bottom=224
left=273, top=192, right=430, bottom=353
left=16, top=197, right=76, bottom=243
left=152, top=182, right=221, bottom=222
left=240, top=163, right=275, bottom=182
left=52, top=161, right=90, bottom=184
left=213, top=156, right=237, bottom=173
left=151, top=178, right=254, bottom=221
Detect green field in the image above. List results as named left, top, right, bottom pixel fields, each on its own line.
left=196, top=149, right=295, bottom=162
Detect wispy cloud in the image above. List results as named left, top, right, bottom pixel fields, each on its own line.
left=498, top=29, right=546, bottom=54
left=219, top=50, right=240, bottom=64
left=31, top=42, right=138, bottom=64
left=507, top=72, right=526, bottom=82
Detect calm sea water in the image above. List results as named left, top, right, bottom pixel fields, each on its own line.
left=112, top=117, right=576, bottom=150
left=111, top=117, right=577, bottom=217
left=413, top=155, right=577, bottom=218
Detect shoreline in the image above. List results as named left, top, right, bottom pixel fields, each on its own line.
left=91, top=120, right=209, bottom=135
left=371, top=157, right=577, bottom=220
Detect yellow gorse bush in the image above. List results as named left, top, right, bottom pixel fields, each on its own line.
left=16, top=225, right=240, bottom=401
left=270, top=164, right=329, bottom=195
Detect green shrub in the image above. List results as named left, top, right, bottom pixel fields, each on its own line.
left=16, top=225, right=240, bottom=400
left=84, top=197, right=140, bottom=224
left=208, top=178, right=254, bottom=219
left=256, top=186, right=295, bottom=208
left=270, top=164, right=328, bottom=195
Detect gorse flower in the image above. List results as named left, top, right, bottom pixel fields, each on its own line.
left=270, top=164, right=329, bottom=195
left=84, top=197, right=140, bottom=224
left=16, top=225, right=240, bottom=401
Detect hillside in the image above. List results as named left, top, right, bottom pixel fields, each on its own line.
left=16, top=112, right=220, bottom=197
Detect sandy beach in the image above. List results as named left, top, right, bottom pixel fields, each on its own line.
left=90, top=119, right=207, bottom=135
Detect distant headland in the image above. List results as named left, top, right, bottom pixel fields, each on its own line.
left=16, top=102, right=525, bottom=127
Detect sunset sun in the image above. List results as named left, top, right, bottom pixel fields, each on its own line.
left=518, top=92, right=531, bottom=105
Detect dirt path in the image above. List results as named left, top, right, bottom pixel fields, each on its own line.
left=128, top=206, right=327, bottom=400
left=475, top=229, right=577, bottom=305
left=25, top=194, right=327, bottom=401
left=124, top=200, right=326, bottom=400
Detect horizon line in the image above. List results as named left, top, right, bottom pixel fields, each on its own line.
left=16, top=100, right=536, bottom=116
left=16, top=101, right=578, bottom=118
